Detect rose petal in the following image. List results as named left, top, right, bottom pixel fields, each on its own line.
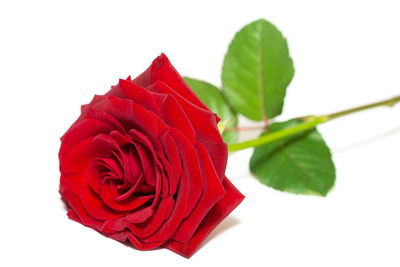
left=83, top=108, right=127, bottom=134
left=100, top=182, right=153, bottom=212
left=63, top=190, right=105, bottom=232
left=170, top=142, right=225, bottom=243
left=129, top=129, right=170, bottom=198
left=60, top=119, right=113, bottom=172
left=80, top=95, right=107, bottom=117
left=107, top=79, right=162, bottom=117
left=160, top=133, right=181, bottom=184
left=163, top=178, right=244, bottom=258
left=127, top=196, right=174, bottom=239
left=106, top=231, right=164, bottom=250
left=147, top=81, right=227, bottom=180
left=125, top=205, right=154, bottom=224
left=133, top=53, right=209, bottom=111
left=169, top=128, right=203, bottom=218
left=81, top=172, right=125, bottom=221
left=152, top=93, right=196, bottom=144
left=100, top=96, right=168, bottom=153
left=142, top=172, right=188, bottom=241
left=121, top=145, right=142, bottom=186
left=133, top=142, right=156, bottom=187
left=65, top=137, right=95, bottom=175
left=114, top=173, right=144, bottom=201
left=126, top=233, right=164, bottom=250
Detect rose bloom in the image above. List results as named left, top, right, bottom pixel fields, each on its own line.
left=59, top=54, right=244, bottom=258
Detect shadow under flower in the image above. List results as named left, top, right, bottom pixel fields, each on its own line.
left=200, top=216, right=241, bottom=249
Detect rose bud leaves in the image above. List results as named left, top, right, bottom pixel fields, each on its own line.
left=59, top=54, right=244, bottom=258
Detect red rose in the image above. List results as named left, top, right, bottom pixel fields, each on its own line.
left=59, top=54, right=244, bottom=258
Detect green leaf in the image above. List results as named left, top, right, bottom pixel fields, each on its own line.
left=249, top=119, right=335, bottom=196
left=222, top=19, right=294, bottom=121
left=184, top=77, right=238, bottom=145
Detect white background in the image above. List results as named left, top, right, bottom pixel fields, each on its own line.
left=1, top=0, right=399, bottom=266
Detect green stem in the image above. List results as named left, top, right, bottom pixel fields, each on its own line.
left=326, top=95, right=400, bottom=119
left=228, top=95, right=400, bottom=152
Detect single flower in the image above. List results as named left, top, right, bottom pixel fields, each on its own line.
left=59, top=54, right=244, bottom=258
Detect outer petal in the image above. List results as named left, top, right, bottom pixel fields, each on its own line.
left=60, top=119, right=113, bottom=173
left=163, top=178, right=244, bottom=258
left=62, top=190, right=105, bottom=232
left=168, top=128, right=203, bottom=218
left=152, top=93, right=196, bottom=144
left=107, top=79, right=162, bottom=117
left=147, top=81, right=228, bottom=181
left=132, top=53, right=210, bottom=111
left=170, top=142, right=225, bottom=243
